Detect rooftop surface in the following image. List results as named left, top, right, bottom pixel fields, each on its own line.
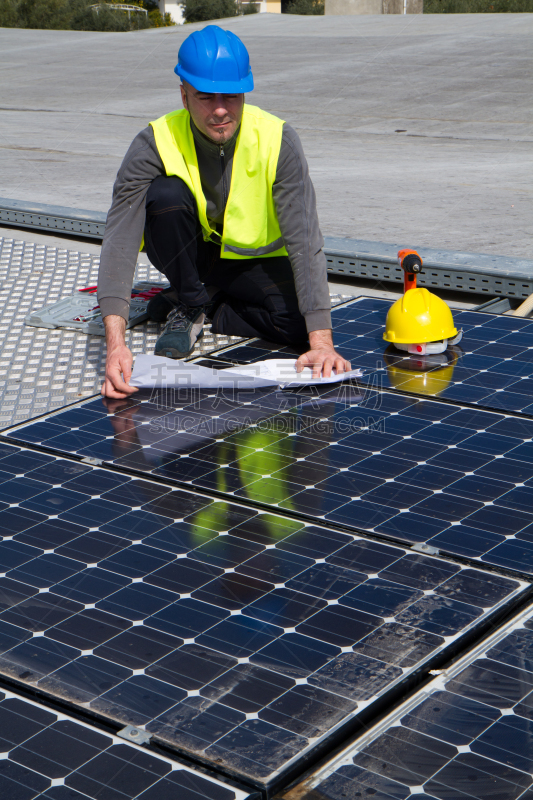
left=1, top=13, right=532, bottom=256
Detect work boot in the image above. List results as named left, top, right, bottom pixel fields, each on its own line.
left=154, top=304, right=205, bottom=359
left=147, top=287, right=180, bottom=323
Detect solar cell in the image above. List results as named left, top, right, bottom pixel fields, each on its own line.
left=0, top=687, right=250, bottom=800
left=0, top=443, right=523, bottom=791
left=279, top=600, right=533, bottom=800
left=10, top=370, right=533, bottom=576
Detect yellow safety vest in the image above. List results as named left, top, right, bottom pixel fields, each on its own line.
left=150, top=104, right=288, bottom=260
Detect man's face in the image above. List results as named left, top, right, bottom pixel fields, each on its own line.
left=181, top=82, right=244, bottom=145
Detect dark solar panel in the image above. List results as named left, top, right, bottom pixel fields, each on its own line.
left=211, top=297, right=533, bottom=417
left=0, top=445, right=523, bottom=791
left=280, top=602, right=533, bottom=800
left=0, top=687, right=249, bottom=800
left=10, top=374, right=533, bottom=576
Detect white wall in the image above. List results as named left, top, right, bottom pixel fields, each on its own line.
left=158, top=0, right=184, bottom=24
left=243, top=1, right=268, bottom=10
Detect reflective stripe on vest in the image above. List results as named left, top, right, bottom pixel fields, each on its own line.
left=150, top=104, right=288, bottom=260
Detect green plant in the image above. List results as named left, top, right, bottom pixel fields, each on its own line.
left=16, top=0, right=73, bottom=28
left=73, top=1, right=155, bottom=29
left=424, top=0, right=533, bottom=9
left=242, top=0, right=259, bottom=11
left=284, top=0, right=324, bottom=13
left=0, top=0, right=20, bottom=26
left=133, top=0, right=175, bottom=24
left=71, top=3, right=132, bottom=29
left=180, top=0, right=239, bottom=23
left=147, top=7, right=175, bottom=24
left=0, top=0, right=172, bottom=29
left=127, top=5, right=151, bottom=27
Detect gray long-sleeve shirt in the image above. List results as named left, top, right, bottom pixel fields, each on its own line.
left=98, top=115, right=332, bottom=333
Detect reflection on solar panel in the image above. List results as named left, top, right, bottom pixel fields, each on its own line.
left=10, top=372, right=533, bottom=575
left=0, top=443, right=524, bottom=791
left=280, top=600, right=533, bottom=800
left=0, top=687, right=250, bottom=800
left=213, top=297, right=533, bottom=416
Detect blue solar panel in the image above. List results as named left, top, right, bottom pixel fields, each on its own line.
left=0, top=687, right=250, bottom=800
left=5, top=293, right=533, bottom=796
left=0, top=442, right=523, bottom=792
left=212, top=297, right=533, bottom=416
left=280, top=602, right=533, bottom=800
left=10, top=374, right=533, bottom=576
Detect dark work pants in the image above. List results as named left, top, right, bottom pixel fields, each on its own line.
left=144, top=175, right=308, bottom=344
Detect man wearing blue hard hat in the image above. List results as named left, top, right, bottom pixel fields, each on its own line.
left=98, top=25, right=350, bottom=398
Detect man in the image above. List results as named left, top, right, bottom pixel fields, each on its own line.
left=99, top=25, right=350, bottom=399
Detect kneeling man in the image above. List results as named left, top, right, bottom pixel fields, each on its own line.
left=98, top=25, right=350, bottom=398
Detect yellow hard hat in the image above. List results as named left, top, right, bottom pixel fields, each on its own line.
left=384, top=288, right=457, bottom=345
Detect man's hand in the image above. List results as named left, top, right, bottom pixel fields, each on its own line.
left=296, top=329, right=351, bottom=379
left=101, top=315, right=139, bottom=399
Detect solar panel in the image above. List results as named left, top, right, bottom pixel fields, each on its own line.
left=0, top=444, right=523, bottom=792
left=0, top=686, right=251, bottom=800
left=211, top=297, right=533, bottom=416
left=279, top=600, right=533, bottom=800
left=9, top=376, right=533, bottom=576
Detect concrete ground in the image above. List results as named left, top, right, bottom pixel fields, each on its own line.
left=1, top=13, right=531, bottom=258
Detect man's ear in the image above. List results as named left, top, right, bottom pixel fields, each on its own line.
left=180, top=83, right=188, bottom=110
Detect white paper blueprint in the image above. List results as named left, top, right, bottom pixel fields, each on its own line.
left=130, top=355, right=363, bottom=390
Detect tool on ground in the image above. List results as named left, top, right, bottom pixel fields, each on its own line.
left=25, top=282, right=169, bottom=335
left=383, top=249, right=462, bottom=355
left=398, top=248, right=423, bottom=292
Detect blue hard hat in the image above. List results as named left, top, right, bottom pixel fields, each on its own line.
left=175, top=25, right=254, bottom=94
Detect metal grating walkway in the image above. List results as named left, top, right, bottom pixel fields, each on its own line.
left=0, top=236, right=244, bottom=429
